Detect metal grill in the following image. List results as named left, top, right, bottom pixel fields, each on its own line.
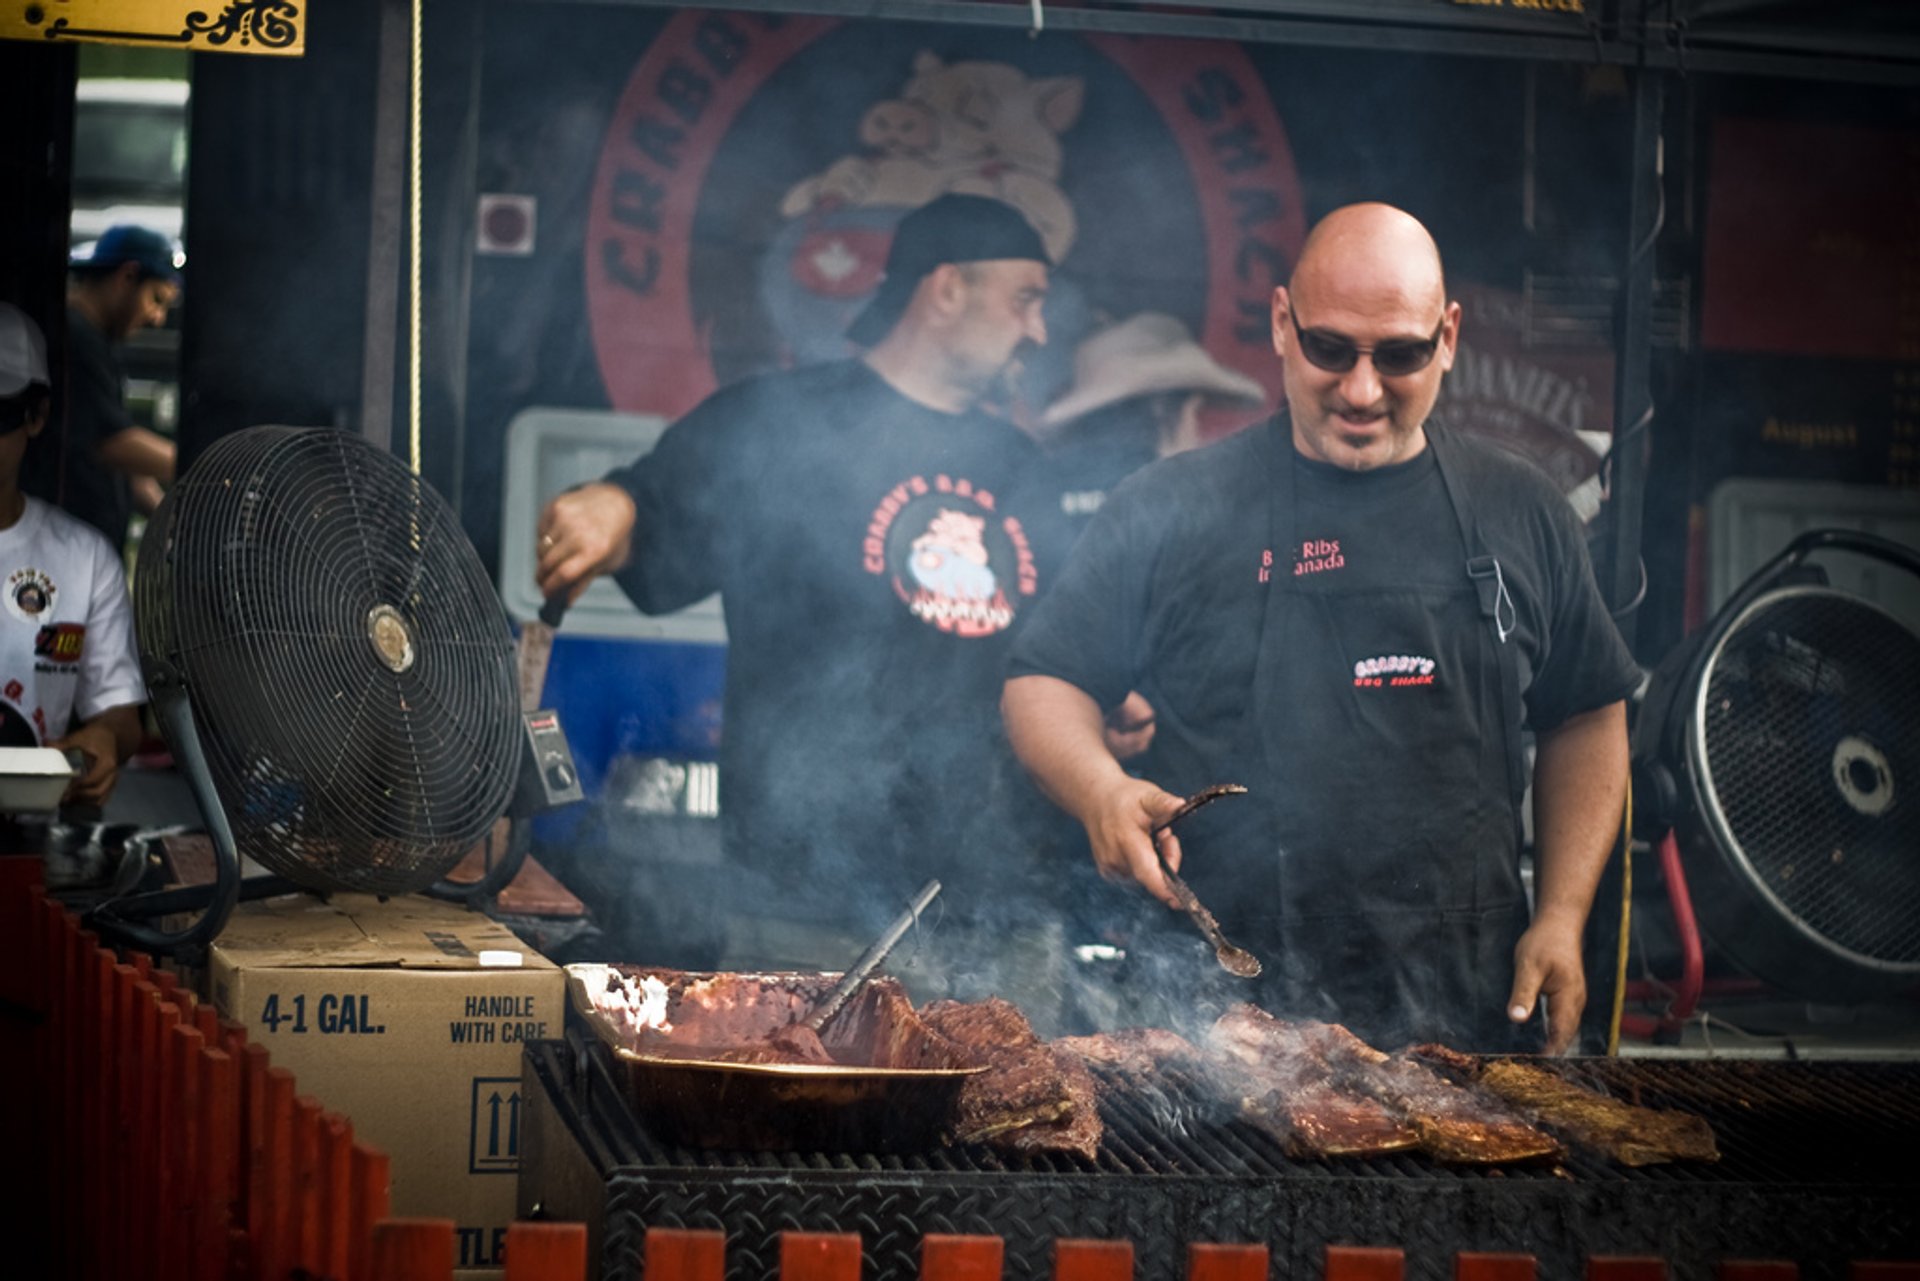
left=1694, top=586, right=1920, bottom=970
left=520, top=1034, right=1920, bottom=1281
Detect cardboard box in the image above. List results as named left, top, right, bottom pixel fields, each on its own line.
left=208, top=892, right=563, bottom=1272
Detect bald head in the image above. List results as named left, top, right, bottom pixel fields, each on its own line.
left=1272, top=202, right=1460, bottom=471
left=1290, top=203, right=1447, bottom=319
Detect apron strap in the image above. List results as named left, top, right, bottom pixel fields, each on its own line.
left=1430, top=427, right=1529, bottom=849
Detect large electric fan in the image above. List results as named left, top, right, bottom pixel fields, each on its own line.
left=1635, top=529, right=1920, bottom=1005
left=89, top=426, right=532, bottom=956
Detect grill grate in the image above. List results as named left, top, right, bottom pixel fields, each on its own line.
left=556, top=1027, right=1917, bottom=1186
left=522, top=1034, right=1920, bottom=1281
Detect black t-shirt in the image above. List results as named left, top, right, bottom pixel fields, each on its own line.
left=1009, top=414, right=1642, bottom=883
left=1021, top=429, right=1159, bottom=566
left=25, top=307, right=134, bottom=552
left=607, top=359, right=1051, bottom=927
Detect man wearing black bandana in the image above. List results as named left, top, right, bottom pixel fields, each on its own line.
left=536, top=196, right=1063, bottom=993
left=1004, top=203, right=1639, bottom=1054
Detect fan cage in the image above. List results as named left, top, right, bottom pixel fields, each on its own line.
left=1688, top=584, right=1920, bottom=976
left=134, top=427, right=521, bottom=895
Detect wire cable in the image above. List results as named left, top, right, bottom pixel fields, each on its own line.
left=1606, top=780, right=1633, bottom=1056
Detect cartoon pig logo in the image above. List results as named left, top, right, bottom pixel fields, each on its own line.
left=781, top=52, right=1085, bottom=263
left=903, top=507, right=1013, bottom=637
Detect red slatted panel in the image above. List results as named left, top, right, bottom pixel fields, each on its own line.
left=128, top=975, right=162, bottom=1275
left=167, top=1021, right=208, bottom=1281
left=220, top=1018, right=250, bottom=1057
left=235, top=1040, right=269, bottom=1250
left=1189, top=1242, right=1270, bottom=1281
left=150, top=998, right=184, bottom=1281
left=781, top=1231, right=863, bottom=1281
left=46, top=912, right=69, bottom=1273
left=351, top=1144, right=394, bottom=1281
left=318, top=1112, right=356, bottom=1281
left=27, top=896, right=57, bottom=1271
left=82, top=943, right=113, bottom=1281
left=1326, top=1247, right=1403, bottom=1281
left=1055, top=1239, right=1136, bottom=1281
left=0, top=855, right=42, bottom=1008
left=291, top=1094, right=326, bottom=1275
left=197, top=1046, right=239, bottom=1281
left=108, top=961, right=141, bottom=1278
left=504, top=1221, right=590, bottom=1280
left=646, top=1227, right=728, bottom=1281
left=1589, top=1260, right=1671, bottom=1281
left=76, top=941, right=108, bottom=1281
left=257, top=1066, right=299, bottom=1281
left=924, top=1234, right=1006, bottom=1281
left=1720, top=1265, right=1799, bottom=1281
left=1850, top=1267, right=1920, bottom=1281
left=370, top=1218, right=456, bottom=1281
left=56, top=919, right=87, bottom=1263
left=1457, top=1254, right=1537, bottom=1281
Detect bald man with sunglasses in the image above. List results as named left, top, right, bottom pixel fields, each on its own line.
left=1003, top=203, right=1637, bottom=1055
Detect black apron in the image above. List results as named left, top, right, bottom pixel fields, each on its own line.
left=1234, top=424, right=1531, bottom=1051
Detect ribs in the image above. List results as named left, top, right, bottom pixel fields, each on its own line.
left=1300, top=1020, right=1562, bottom=1165
left=1412, top=1045, right=1720, bottom=1166
left=1055, top=1027, right=1212, bottom=1081
left=1055, top=1028, right=1221, bottom=1139
left=921, top=998, right=1103, bottom=1159
left=1206, top=1006, right=1420, bottom=1158
left=1211, top=1005, right=1561, bottom=1164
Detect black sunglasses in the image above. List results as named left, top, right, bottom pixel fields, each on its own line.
left=1289, top=312, right=1447, bottom=378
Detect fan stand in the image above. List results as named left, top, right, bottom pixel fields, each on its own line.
left=82, top=672, right=538, bottom=963
left=1617, top=828, right=1767, bottom=1042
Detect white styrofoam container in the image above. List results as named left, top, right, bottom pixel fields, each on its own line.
left=0, top=747, right=77, bottom=812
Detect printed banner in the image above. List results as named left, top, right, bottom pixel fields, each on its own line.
left=583, top=13, right=1307, bottom=427
left=2, top=0, right=304, bottom=56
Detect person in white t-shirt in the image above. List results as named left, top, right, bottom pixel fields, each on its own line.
left=0, top=302, right=145, bottom=807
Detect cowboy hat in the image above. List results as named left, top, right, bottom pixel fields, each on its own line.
left=1039, top=312, right=1265, bottom=430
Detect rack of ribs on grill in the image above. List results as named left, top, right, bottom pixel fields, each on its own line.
left=1204, top=1005, right=1421, bottom=1158
left=1055, top=1027, right=1225, bottom=1139
left=1211, top=1006, right=1563, bottom=1164
left=1412, top=1044, right=1720, bottom=1166
left=920, top=998, right=1102, bottom=1159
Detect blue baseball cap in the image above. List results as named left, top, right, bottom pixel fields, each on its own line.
left=70, top=224, right=183, bottom=284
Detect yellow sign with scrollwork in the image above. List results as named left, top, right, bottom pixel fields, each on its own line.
left=2, top=1, right=304, bottom=56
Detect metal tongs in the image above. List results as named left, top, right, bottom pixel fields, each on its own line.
left=802, top=878, right=942, bottom=1033
left=1151, top=784, right=1262, bottom=979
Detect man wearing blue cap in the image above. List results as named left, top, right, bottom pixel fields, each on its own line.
left=26, top=224, right=181, bottom=552
left=0, top=302, right=147, bottom=809
left=531, top=195, right=1061, bottom=997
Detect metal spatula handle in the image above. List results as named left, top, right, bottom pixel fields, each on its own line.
left=803, top=878, right=942, bottom=1033
left=1151, top=784, right=1262, bottom=979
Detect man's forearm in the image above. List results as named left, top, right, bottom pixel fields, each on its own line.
left=1530, top=700, right=1629, bottom=931
left=99, top=425, right=176, bottom=482
left=1000, top=674, right=1127, bottom=822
